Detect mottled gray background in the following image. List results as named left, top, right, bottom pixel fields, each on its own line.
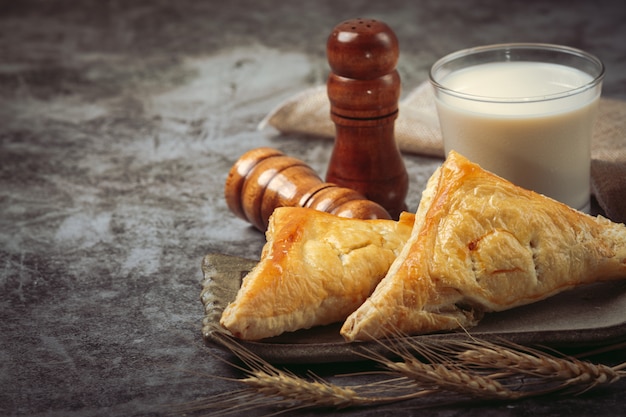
left=1, top=0, right=625, bottom=416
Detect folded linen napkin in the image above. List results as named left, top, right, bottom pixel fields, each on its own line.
left=259, top=82, right=626, bottom=223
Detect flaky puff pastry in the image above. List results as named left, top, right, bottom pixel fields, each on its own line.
left=220, top=207, right=414, bottom=340
left=342, top=151, right=626, bottom=341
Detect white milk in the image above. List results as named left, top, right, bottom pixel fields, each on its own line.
left=435, top=61, right=601, bottom=211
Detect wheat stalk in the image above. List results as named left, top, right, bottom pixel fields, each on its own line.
left=385, top=357, right=519, bottom=399
left=239, top=369, right=363, bottom=410
left=455, top=339, right=624, bottom=394
left=183, top=325, right=625, bottom=416
left=180, top=326, right=433, bottom=416
left=354, top=334, right=522, bottom=400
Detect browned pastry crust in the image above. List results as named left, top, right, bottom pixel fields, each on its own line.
left=341, top=151, right=626, bottom=341
left=220, top=207, right=414, bottom=340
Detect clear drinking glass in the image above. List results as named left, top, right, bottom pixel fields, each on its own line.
left=430, top=43, right=604, bottom=212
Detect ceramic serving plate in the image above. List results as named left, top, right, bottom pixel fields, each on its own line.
left=201, top=253, right=626, bottom=364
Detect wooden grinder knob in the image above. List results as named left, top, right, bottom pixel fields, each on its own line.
left=224, top=147, right=391, bottom=231
left=326, top=18, right=408, bottom=219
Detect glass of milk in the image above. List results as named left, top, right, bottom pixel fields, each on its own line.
left=429, top=43, right=604, bottom=212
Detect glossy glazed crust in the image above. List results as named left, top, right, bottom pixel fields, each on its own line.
left=341, top=151, right=626, bottom=341
left=220, top=207, right=414, bottom=340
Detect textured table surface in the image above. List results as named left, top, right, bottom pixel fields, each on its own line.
left=1, top=1, right=625, bottom=416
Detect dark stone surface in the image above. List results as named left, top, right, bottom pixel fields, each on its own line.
left=1, top=0, right=625, bottom=416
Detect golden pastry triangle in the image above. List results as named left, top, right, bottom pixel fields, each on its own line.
left=220, top=208, right=414, bottom=340
left=341, top=150, right=626, bottom=341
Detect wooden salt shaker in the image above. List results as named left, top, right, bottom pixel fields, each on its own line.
left=224, top=147, right=391, bottom=231
left=325, top=18, right=408, bottom=219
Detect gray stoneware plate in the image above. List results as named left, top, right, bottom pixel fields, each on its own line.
left=201, top=253, right=626, bottom=364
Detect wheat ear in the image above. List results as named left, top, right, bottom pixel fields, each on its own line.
left=191, top=325, right=625, bottom=415
left=388, top=358, right=519, bottom=399
left=356, top=334, right=523, bottom=400
left=456, top=340, right=624, bottom=394
left=193, top=325, right=433, bottom=415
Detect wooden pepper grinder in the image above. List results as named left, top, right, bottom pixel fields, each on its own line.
left=325, top=18, right=408, bottom=219
left=224, top=147, right=391, bottom=231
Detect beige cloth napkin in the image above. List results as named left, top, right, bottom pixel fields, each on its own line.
left=260, top=82, right=626, bottom=223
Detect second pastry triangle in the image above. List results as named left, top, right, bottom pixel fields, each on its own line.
left=341, top=150, right=626, bottom=341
